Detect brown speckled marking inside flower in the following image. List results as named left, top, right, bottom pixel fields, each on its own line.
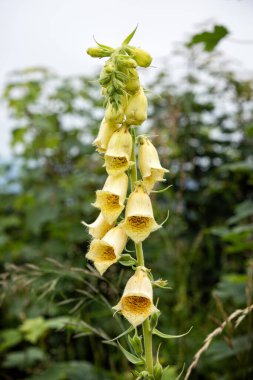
left=128, top=216, right=151, bottom=229
left=106, top=194, right=120, bottom=206
left=97, top=246, right=116, bottom=261
left=122, top=296, right=151, bottom=313
left=106, top=156, right=128, bottom=170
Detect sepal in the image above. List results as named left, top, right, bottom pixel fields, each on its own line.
left=119, top=253, right=137, bottom=268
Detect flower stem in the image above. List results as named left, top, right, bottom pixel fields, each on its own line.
left=130, top=127, right=154, bottom=376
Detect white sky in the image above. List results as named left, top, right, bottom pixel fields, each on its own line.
left=0, top=0, right=253, bottom=158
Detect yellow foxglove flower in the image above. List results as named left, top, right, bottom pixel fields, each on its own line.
left=92, top=118, right=119, bottom=153
left=139, top=136, right=169, bottom=193
left=86, top=226, right=127, bottom=275
left=122, top=182, right=160, bottom=243
left=113, top=267, right=158, bottom=326
left=125, top=87, right=147, bottom=126
left=93, top=173, right=128, bottom=224
left=105, top=100, right=125, bottom=124
left=82, top=212, right=113, bottom=239
left=105, top=125, right=133, bottom=176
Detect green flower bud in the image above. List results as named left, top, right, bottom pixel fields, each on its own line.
left=125, top=69, right=140, bottom=94
left=117, top=57, right=137, bottom=68
left=128, top=330, right=143, bottom=356
left=153, top=361, right=163, bottom=380
left=127, top=47, right=152, bottom=67
left=125, top=87, right=147, bottom=125
left=105, top=99, right=125, bottom=123
left=104, top=62, right=115, bottom=73
left=87, top=47, right=113, bottom=58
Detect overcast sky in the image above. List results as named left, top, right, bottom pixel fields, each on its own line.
left=1, top=0, right=253, bottom=157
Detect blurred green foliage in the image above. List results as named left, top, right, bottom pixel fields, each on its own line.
left=0, top=29, right=253, bottom=380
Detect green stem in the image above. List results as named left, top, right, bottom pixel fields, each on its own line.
left=130, top=127, right=154, bottom=376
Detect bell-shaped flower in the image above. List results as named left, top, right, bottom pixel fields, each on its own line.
left=82, top=212, right=113, bottom=239
left=86, top=226, right=127, bottom=275
left=92, top=118, right=119, bottom=153
left=125, top=87, right=147, bottom=126
left=93, top=173, right=128, bottom=224
left=113, top=267, right=158, bottom=326
left=138, top=136, right=169, bottom=193
left=122, top=182, right=160, bottom=243
left=104, top=125, right=133, bottom=176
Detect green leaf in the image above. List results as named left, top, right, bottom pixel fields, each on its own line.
left=187, top=25, right=229, bottom=52
left=153, top=326, right=193, bottom=339
left=20, top=317, right=48, bottom=343
left=0, top=329, right=23, bottom=352
left=122, top=25, right=138, bottom=45
left=117, top=341, right=144, bottom=365
left=103, top=325, right=134, bottom=343
left=3, top=347, right=46, bottom=369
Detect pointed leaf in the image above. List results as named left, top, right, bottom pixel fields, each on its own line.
left=103, top=325, right=134, bottom=343
left=122, top=25, right=138, bottom=45
left=153, top=326, right=193, bottom=339
left=93, top=36, right=114, bottom=51
left=117, top=341, right=144, bottom=365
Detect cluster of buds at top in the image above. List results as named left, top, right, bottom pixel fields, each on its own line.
left=84, top=29, right=169, bottom=331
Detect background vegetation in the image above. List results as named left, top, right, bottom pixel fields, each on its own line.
left=0, top=27, right=252, bottom=380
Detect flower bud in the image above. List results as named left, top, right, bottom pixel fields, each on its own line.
left=125, top=87, right=147, bottom=126
left=82, top=212, right=113, bottom=239
left=117, top=57, right=137, bottom=69
left=122, top=182, right=160, bottom=243
left=127, top=47, right=152, bottom=67
left=113, top=267, right=159, bottom=326
left=105, top=125, right=133, bottom=175
left=87, top=47, right=113, bottom=58
left=125, top=68, right=140, bottom=94
left=105, top=100, right=125, bottom=124
left=92, top=118, right=119, bottom=153
left=93, top=173, right=128, bottom=224
left=139, top=136, right=169, bottom=193
left=128, top=331, right=143, bottom=356
left=86, top=226, right=127, bottom=275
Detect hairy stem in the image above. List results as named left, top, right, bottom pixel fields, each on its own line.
left=130, top=127, right=154, bottom=375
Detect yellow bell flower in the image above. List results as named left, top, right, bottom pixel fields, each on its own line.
left=93, top=173, right=128, bottom=224
left=86, top=226, right=127, bottom=275
left=125, top=87, right=147, bottom=126
left=82, top=212, right=113, bottom=239
left=122, top=182, right=160, bottom=243
left=113, top=267, right=158, bottom=326
left=139, top=136, right=169, bottom=193
left=105, top=125, right=133, bottom=176
left=92, top=118, right=119, bottom=153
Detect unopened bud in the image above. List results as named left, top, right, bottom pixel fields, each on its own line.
left=127, top=47, right=152, bottom=67
left=87, top=47, right=113, bottom=58
left=153, top=360, right=163, bottom=380
left=125, top=87, right=147, bottom=125
left=128, top=331, right=143, bottom=356
left=125, top=68, right=140, bottom=94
